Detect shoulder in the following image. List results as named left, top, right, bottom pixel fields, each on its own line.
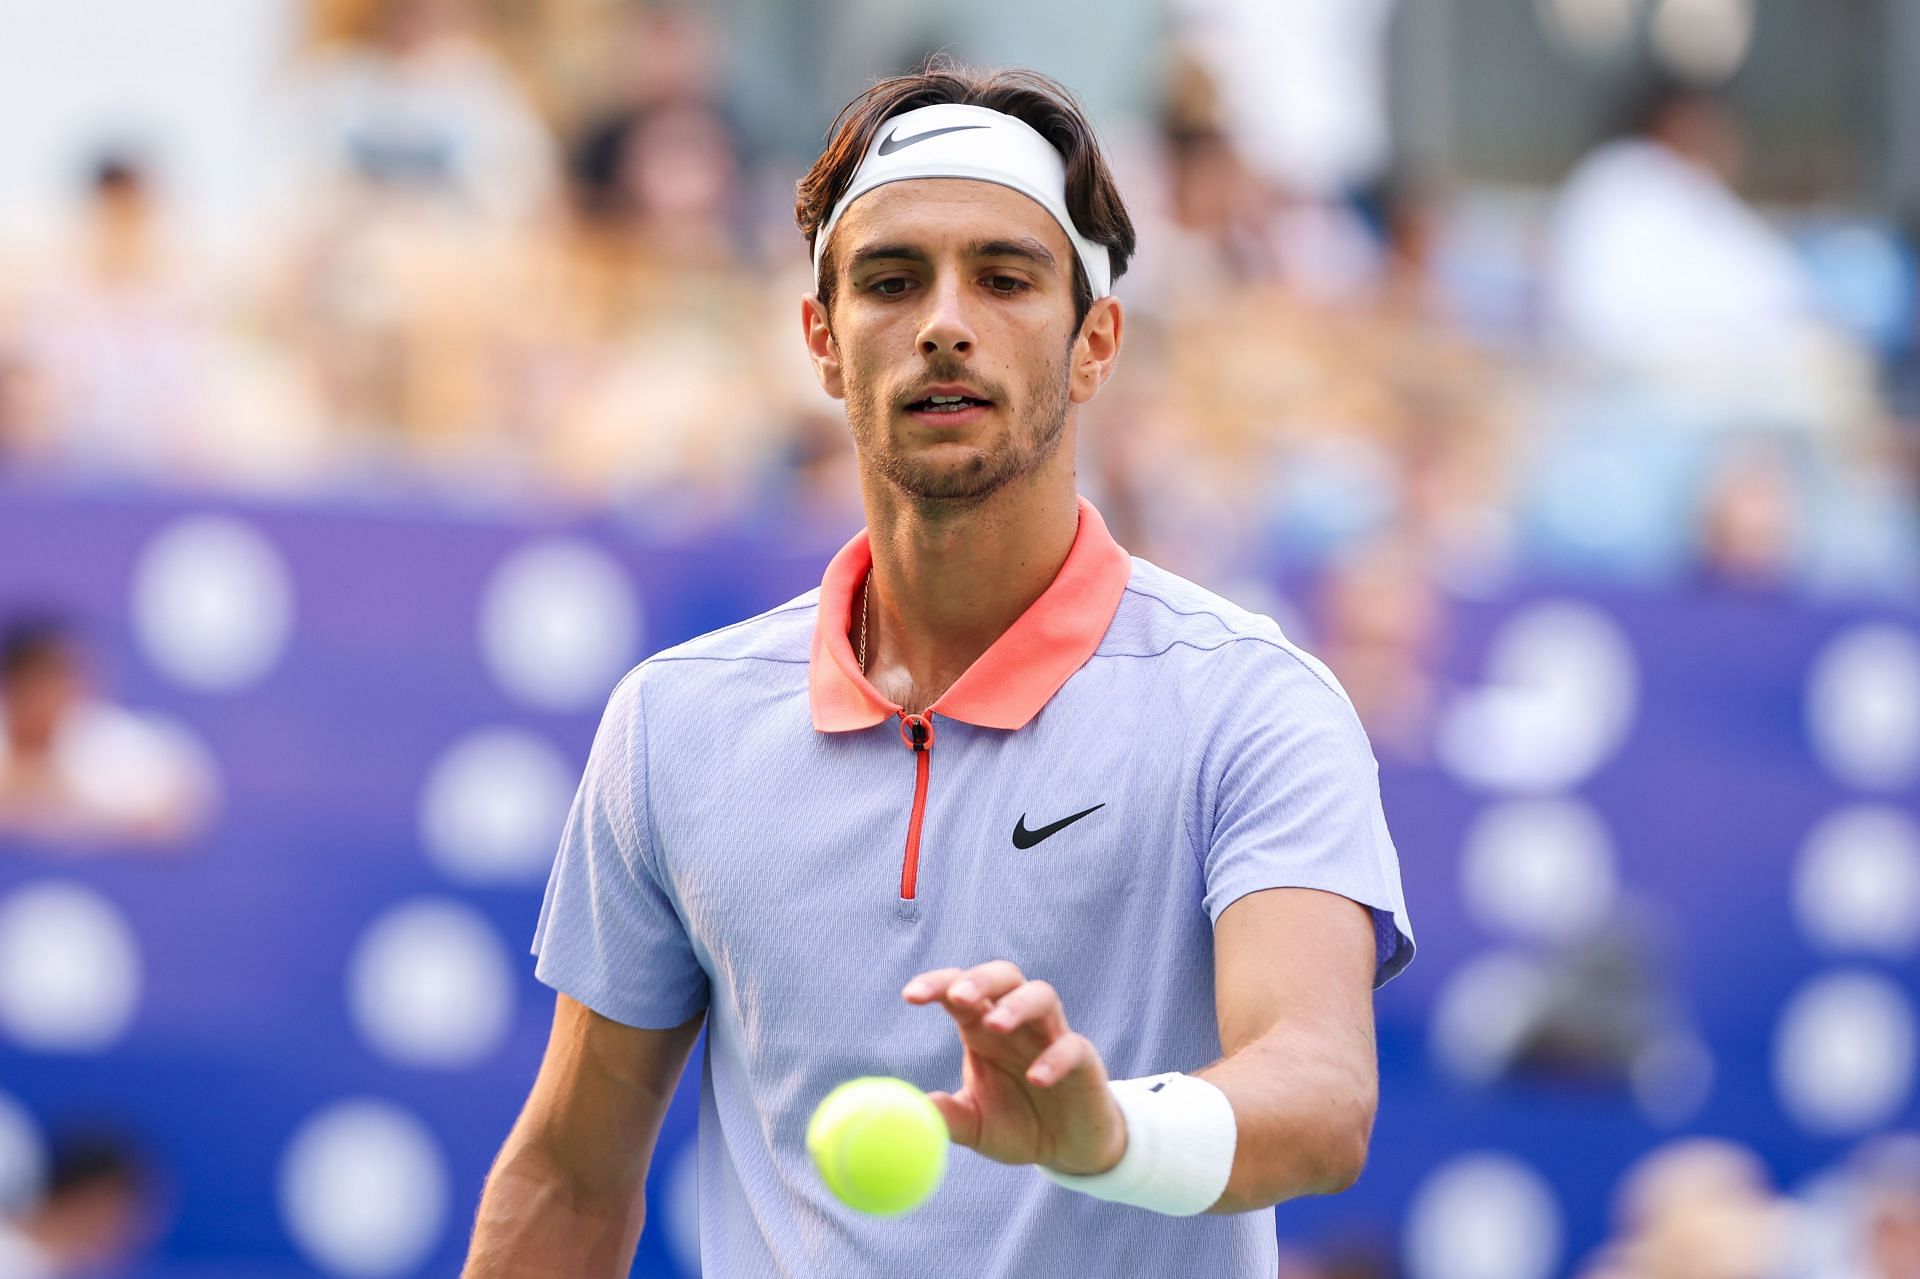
left=610, top=588, right=818, bottom=714
left=1101, top=558, right=1352, bottom=710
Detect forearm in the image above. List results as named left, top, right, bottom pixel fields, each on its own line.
left=462, top=1132, right=646, bottom=1278
left=466, top=1000, right=701, bottom=1276
left=1194, top=1021, right=1377, bottom=1214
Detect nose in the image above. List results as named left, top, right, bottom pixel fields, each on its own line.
left=915, top=271, right=975, bottom=358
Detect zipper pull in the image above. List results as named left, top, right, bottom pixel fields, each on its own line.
left=899, top=712, right=933, bottom=752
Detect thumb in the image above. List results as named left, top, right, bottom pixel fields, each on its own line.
left=925, top=1089, right=981, bottom=1149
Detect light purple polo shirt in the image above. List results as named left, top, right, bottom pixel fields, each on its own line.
left=532, top=499, right=1414, bottom=1276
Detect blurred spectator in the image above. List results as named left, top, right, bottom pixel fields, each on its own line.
left=1543, top=80, right=1864, bottom=415
left=1375, top=172, right=1451, bottom=324
left=1173, top=0, right=1400, bottom=202
left=568, top=99, right=750, bottom=287
left=0, top=352, right=42, bottom=467
left=753, top=405, right=864, bottom=540
left=1142, top=51, right=1286, bottom=297
left=528, top=93, right=796, bottom=519
left=0, top=1129, right=162, bottom=1278
left=1137, top=50, right=1380, bottom=308
left=1580, top=1139, right=1794, bottom=1279
left=254, top=0, right=574, bottom=481
left=4, top=154, right=213, bottom=478
left=1315, top=536, right=1444, bottom=760
left=1277, top=1246, right=1326, bottom=1279
left=574, top=2, right=726, bottom=122
left=1830, top=1135, right=1920, bottom=1279
left=270, top=0, right=558, bottom=224
left=1273, top=1238, right=1400, bottom=1279
left=0, top=615, right=215, bottom=848
left=1324, top=1241, right=1400, bottom=1279
left=1696, top=444, right=1802, bottom=590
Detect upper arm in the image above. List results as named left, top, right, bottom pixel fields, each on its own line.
left=533, top=670, right=711, bottom=1029
left=1213, top=887, right=1376, bottom=1063
left=515, top=993, right=704, bottom=1199
left=1200, top=641, right=1415, bottom=989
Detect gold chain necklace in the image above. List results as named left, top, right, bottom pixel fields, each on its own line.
left=858, top=577, right=870, bottom=674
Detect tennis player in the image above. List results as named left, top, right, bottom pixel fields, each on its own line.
left=464, top=61, right=1414, bottom=1277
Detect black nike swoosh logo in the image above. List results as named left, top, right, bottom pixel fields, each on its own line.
left=877, top=124, right=989, bottom=155
left=1012, top=804, right=1105, bottom=849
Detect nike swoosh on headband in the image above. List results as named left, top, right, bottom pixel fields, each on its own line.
left=877, top=124, right=990, bottom=155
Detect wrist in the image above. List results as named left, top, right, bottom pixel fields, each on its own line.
left=1040, top=1072, right=1237, bottom=1216
left=1049, top=1110, right=1128, bottom=1178
left=1094, top=1119, right=1129, bottom=1176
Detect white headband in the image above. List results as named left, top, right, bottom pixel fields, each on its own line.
left=811, top=102, right=1114, bottom=299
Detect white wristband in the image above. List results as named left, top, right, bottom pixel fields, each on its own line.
left=1040, top=1072, right=1237, bottom=1216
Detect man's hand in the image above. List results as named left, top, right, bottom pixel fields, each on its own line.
left=903, top=961, right=1126, bottom=1176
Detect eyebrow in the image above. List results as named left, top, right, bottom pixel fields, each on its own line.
left=965, top=237, right=1060, bottom=273
left=845, top=236, right=1062, bottom=276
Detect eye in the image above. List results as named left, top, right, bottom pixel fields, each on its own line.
left=985, top=275, right=1028, bottom=295
left=870, top=277, right=911, bottom=297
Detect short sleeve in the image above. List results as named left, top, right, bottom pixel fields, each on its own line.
left=531, top=666, right=711, bottom=1027
left=1199, top=641, right=1416, bottom=988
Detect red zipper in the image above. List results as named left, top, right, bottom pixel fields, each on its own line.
left=897, top=712, right=934, bottom=899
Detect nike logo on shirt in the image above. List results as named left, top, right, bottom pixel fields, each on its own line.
left=1012, top=804, right=1106, bottom=849
left=877, top=124, right=989, bottom=155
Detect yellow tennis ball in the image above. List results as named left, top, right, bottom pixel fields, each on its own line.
left=807, top=1076, right=949, bottom=1216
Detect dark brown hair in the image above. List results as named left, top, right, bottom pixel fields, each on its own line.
left=797, top=59, right=1137, bottom=327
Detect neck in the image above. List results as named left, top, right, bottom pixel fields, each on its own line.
left=858, top=462, right=1079, bottom=714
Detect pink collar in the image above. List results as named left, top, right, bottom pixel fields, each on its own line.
left=808, top=497, right=1131, bottom=732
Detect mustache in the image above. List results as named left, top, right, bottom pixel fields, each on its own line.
left=894, top=360, right=1005, bottom=407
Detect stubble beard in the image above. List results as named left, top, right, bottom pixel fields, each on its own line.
left=845, top=347, right=1074, bottom=507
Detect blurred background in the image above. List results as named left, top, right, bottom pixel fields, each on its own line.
left=0, top=0, right=1917, bottom=1275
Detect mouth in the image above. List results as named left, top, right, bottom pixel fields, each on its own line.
left=903, top=388, right=995, bottom=425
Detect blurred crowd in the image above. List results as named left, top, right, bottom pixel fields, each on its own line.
left=0, top=1128, right=160, bottom=1279
left=0, top=6, right=1917, bottom=1276
left=0, top=0, right=1911, bottom=599
left=0, top=616, right=214, bottom=848
left=1587, top=1134, right=1920, bottom=1279
left=1272, top=1132, right=1920, bottom=1279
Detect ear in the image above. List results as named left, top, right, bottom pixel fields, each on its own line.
left=801, top=294, right=845, bottom=401
left=1068, top=296, right=1124, bottom=405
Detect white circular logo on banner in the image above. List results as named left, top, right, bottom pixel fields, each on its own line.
left=1774, top=970, right=1917, bottom=1135
left=131, top=516, right=294, bottom=691
left=1460, top=800, right=1618, bottom=943
left=419, top=729, right=575, bottom=883
left=1793, top=807, right=1920, bottom=956
left=1405, top=1153, right=1562, bottom=1279
left=1430, top=951, right=1550, bottom=1085
left=0, top=883, right=141, bottom=1051
left=279, top=1100, right=448, bottom=1277
left=479, top=538, right=640, bottom=711
left=348, top=900, right=514, bottom=1069
left=1806, top=625, right=1920, bottom=791
left=1438, top=602, right=1637, bottom=794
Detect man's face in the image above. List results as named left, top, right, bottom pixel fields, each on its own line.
left=810, top=180, right=1085, bottom=505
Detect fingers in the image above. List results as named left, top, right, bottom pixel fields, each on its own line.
left=948, top=960, right=1027, bottom=1009
left=981, top=979, right=1064, bottom=1038
left=1024, top=1031, right=1105, bottom=1089
left=901, top=968, right=965, bottom=1005
left=924, top=1088, right=981, bottom=1149
left=902, top=960, right=1027, bottom=1018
